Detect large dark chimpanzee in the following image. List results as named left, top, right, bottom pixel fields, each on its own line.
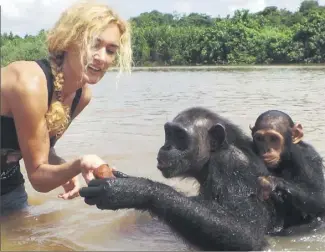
left=79, top=107, right=277, bottom=251
left=250, top=110, right=325, bottom=234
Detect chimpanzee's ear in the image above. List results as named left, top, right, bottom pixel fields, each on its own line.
left=249, top=124, right=255, bottom=135
left=292, top=123, right=304, bottom=144
left=208, top=123, right=227, bottom=151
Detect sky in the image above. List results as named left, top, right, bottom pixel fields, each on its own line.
left=1, top=0, right=325, bottom=37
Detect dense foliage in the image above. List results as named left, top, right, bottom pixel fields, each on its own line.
left=2, top=0, right=325, bottom=67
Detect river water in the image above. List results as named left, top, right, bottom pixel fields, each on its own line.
left=2, top=66, right=325, bottom=251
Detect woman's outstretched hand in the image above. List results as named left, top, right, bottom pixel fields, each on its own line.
left=79, top=154, right=109, bottom=184
left=58, top=175, right=80, bottom=199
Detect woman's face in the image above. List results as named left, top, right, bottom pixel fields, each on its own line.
left=65, top=22, right=121, bottom=85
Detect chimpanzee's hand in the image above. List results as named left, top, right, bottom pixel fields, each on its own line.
left=112, top=170, right=131, bottom=178
left=257, top=176, right=288, bottom=201
left=79, top=177, right=155, bottom=210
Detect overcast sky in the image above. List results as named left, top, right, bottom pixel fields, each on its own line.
left=1, top=0, right=325, bottom=37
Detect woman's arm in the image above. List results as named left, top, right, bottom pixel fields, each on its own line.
left=49, top=148, right=66, bottom=165
left=3, top=62, right=97, bottom=193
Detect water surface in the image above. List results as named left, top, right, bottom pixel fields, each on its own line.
left=2, top=66, right=325, bottom=251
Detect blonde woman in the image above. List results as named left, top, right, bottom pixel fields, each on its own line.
left=0, top=1, right=132, bottom=216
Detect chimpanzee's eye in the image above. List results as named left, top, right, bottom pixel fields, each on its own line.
left=254, top=134, right=263, bottom=142
left=174, top=127, right=189, bottom=151
left=270, top=135, right=279, bottom=143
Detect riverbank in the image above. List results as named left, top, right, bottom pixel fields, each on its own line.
left=109, top=64, right=325, bottom=72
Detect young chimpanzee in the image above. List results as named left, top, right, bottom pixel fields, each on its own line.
left=79, top=107, right=277, bottom=251
left=250, top=109, right=325, bottom=234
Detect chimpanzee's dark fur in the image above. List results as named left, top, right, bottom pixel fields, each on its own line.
left=80, top=107, right=279, bottom=251
left=251, top=110, right=325, bottom=235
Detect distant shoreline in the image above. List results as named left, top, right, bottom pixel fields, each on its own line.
left=108, top=64, right=325, bottom=72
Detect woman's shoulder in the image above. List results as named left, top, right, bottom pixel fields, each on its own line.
left=2, top=60, right=48, bottom=97
left=1, top=60, right=49, bottom=116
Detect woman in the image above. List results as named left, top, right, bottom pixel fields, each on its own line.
left=1, top=1, right=132, bottom=216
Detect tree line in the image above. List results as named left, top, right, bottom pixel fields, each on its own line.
left=2, top=0, right=325, bottom=67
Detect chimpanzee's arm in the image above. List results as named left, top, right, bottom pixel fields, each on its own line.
left=80, top=178, right=267, bottom=251
left=148, top=183, right=267, bottom=251
left=279, top=143, right=325, bottom=215
left=272, top=178, right=325, bottom=216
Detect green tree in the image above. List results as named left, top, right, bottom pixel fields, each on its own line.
left=2, top=1, right=325, bottom=67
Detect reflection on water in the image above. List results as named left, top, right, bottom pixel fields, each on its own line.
left=2, top=66, right=325, bottom=251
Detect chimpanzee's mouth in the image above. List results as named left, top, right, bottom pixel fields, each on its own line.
left=156, top=158, right=172, bottom=170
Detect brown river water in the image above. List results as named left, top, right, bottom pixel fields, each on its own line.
left=1, top=66, right=325, bottom=251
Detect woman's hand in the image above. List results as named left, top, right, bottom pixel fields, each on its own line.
left=79, top=154, right=109, bottom=184
left=58, top=154, right=111, bottom=199
left=58, top=175, right=80, bottom=200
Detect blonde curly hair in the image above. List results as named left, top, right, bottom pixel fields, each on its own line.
left=45, top=0, right=132, bottom=137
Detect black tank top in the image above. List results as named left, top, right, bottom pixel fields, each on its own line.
left=1, top=58, right=82, bottom=195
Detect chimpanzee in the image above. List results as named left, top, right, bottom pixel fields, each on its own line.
left=250, top=109, right=325, bottom=234
left=79, top=107, right=277, bottom=251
